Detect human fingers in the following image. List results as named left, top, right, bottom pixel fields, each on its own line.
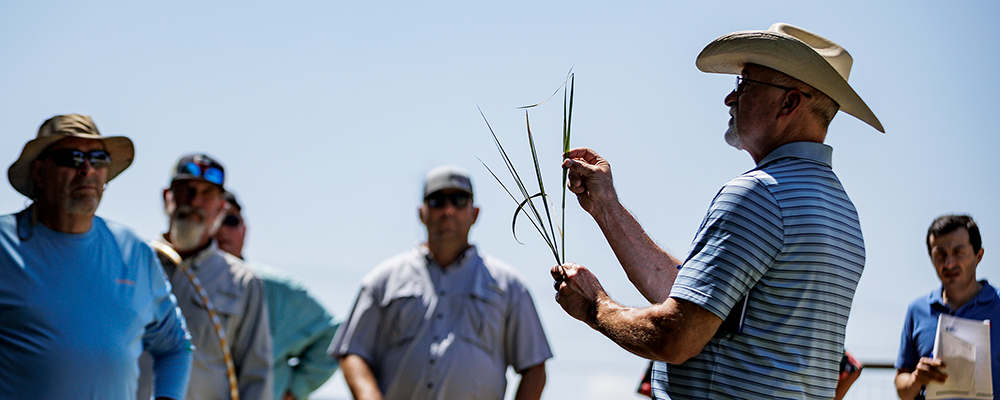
left=564, top=147, right=601, bottom=163
left=551, top=264, right=567, bottom=291
left=550, top=264, right=565, bottom=281
left=914, top=358, right=948, bottom=383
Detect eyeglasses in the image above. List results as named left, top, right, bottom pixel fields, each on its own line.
left=177, top=162, right=224, bottom=185
left=222, top=215, right=242, bottom=227
left=42, top=149, right=111, bottom=169
left=735, top=76, right=812, bottom=98
left=425, top=192, right=472, bottom=209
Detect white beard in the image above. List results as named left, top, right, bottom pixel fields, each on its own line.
left=724, top=105, right=743, bottom=150
left=169, top=217, right=207, bottom=252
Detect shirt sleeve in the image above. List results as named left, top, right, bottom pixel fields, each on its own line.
left=328, top=285, right=379, bottom=365
left=276, top=283, right=340, bottom=399
left=503, top=278, right=553, bottom=373
left=141, top=244, right=193, bottom=400
left=896, top=303, right=921, bottom=370
left=231, top=275, right=275, bottom=400
left=670, top=174, right=783, bottom=320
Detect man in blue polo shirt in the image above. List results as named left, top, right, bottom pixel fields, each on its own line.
left=552, top=23, right=881, bottom=399
left=895, top=215, right=1000, bottom=399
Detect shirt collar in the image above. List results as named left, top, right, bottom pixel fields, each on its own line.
left=420, top=244, right=478, bottom=270
left=186, top=240, right=220, bottom=270
left=931, top=279, right=996, bottom=311
left=755, top=141, right=833, bottom=170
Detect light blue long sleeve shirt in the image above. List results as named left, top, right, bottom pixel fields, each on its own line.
left=0, top=211, right=192, bottom=400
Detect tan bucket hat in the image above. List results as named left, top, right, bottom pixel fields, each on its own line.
left=8, top=114, right=135, bottom=198
left=696, top=23, right=884, bottom=133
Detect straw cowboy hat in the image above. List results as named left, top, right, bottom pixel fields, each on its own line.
left=696, top=23, right=884, bottom=133
left=8, top=114, right=134, bottom=198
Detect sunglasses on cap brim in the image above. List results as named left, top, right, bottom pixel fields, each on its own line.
left=177, top=162, right=224, bottom=186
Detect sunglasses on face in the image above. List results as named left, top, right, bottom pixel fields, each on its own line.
left=222, top=215, right=242, bottom=227
left=178, top=162, right=224, bottom=185
left=425, top=192, right=472, bottom=209
left=42, top=149, right=111, bottom=169
left=735, top=76, right=812, bottom=98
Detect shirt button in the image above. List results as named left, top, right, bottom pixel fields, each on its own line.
left=440, top=290, right=446, bottom=296
left=430, top=359, right=435, bottom=365
left=427, top=383, right=434, bottom=389
left=436, top=313, right=443, bottom=319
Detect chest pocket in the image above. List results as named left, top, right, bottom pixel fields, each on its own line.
left=189, top=283, right=243, bottom=328
left=457, top=285, right=506, bottom=353
left=381, top=281, right=426, bottom=348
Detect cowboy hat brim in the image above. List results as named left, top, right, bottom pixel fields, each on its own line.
left=7, top=133, right=134, bottom=198
left=696, top=30, right=884, bottom=133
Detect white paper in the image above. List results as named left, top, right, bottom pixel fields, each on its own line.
left=925, top=314, right=993, bottom=400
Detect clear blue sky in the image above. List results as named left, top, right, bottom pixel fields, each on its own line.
left=2, top=1, right=998, bottom=399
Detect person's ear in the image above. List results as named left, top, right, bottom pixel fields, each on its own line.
left=778, top=90, right=804, bottom=117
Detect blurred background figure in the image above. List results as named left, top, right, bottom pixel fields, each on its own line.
left=145, top=153, right=273, bottom=400
left=895, top=215, right=999, bottom=399
left=0, top=114, right=192, bottom=400
left=330, top=165, right=552, bottom=400
left=217, top=191, right=340, bottom=400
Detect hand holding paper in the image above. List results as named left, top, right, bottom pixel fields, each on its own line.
left=925, top=314, right=993, bottom=400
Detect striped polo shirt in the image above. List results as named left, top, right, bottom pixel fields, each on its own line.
left=653, top=141, right=865, bottom=399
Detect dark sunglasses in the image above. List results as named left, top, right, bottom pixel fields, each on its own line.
left=425, top=192, right=472, bottom=209
left=178, top=162, right=224, bottom=185
left=222, top=215, right=242, bottom=227
left=42, top=149, right=111, bottom=169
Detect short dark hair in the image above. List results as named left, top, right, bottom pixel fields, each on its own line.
left=926, top=215, right=982, bottom=254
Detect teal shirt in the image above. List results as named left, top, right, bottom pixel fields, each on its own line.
left=250, top=263, right=339, bottom=399
left=0, top=211, right=192, bottom=400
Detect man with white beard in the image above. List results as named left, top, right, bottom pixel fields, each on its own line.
left=552, top=23, right=884, bottom=399
left=144, top=153, right=274, bottom=400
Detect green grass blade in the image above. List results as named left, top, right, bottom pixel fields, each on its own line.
left=561, top=73, right=574, bottom=262
left=525, top=111, right=560, bottom=263
left=513, top=193, right=560, bottom=263
left=477, top=106, right=553, bottom=252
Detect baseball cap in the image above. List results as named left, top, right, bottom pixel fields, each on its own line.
left=423, top=165, right=473, bottom=198
left=170, top=153, right=225, bottom=189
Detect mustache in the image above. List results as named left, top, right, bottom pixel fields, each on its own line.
left=70, top=175, right=101, bottom=189
left=172, top=205, right=207, bottom=221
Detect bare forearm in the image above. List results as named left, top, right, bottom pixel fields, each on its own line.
left=513, top=363, right=546, bottom=400
left=594, top=202, right=682, bottom=303
left=894, top=371, right=922, bottom=400
left=340, top=355, right=382, bottom=400
left=588, top=295, right=719, bottom=364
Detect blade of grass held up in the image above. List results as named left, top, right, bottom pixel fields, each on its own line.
left=561, top=73, right=574, bottom=263
left=526, top=111, right=560, bottom=263
left=476, top=107, right=554, bottom=254
left=477, top=70, right=575, bottom=266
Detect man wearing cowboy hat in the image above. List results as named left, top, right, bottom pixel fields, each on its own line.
left=552, top=23, right=880, bottom=399
left=139, top=154, right=274, bottom=400
left=0, top=114, right=193, bottom=399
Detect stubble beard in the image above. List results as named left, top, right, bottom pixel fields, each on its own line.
left=63, top=194, right=100, bottom=216
left=725, top=105, right=743, bottom=150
